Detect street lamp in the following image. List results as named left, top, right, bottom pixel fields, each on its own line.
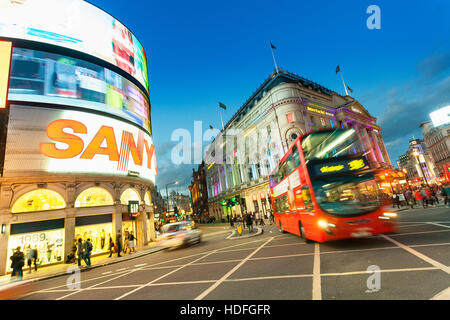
left=412, top=150, right=429, bottom=187
left=166, top=181, right=179, bottom=213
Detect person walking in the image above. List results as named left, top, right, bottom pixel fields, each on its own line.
left=123, top=231, right=129, bottom=254
left=247, top=213, right=254, bottom=233
left=10, top=246, right=25, bottom=281
left=405, top=190, right=414, bottom=209
left=414, top=189, right=425, bottom=208
left=108, top=235, right=114, bottom=258
left=83, top=238, right=92, bottom=267
left=128, top=231, right=136, bottom=254
left=116, top=230, right=123, bottom=257
left=76, top=238, right=85, bottom=267
left=398, top=192, right=406, bottom=208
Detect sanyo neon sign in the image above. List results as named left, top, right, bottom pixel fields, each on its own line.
left=40, top=118, right=157, bottom=180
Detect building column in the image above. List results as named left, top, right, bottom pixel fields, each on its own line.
left=136, top=207, right=148, bottom=246
left=0, top=215, right=10, bottom=275
left=112, top=205, right=123, bottom=245
left=64, top=209, right=76, bottom=264
left=148, top=210, right=156, bottom=242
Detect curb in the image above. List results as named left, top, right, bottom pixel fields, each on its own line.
left=226, top=227, right=264, bottom=240
left=4, top=246, right=166, bottom=284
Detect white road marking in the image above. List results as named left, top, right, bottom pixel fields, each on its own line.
left=114, top=250, right=221, bottom=300
left=388, top=229, right=450, bottom=237
left=427, top=222, right=450, bottom=229
left=312, top=243, right=322, bottom=300
left=134, top=263, right=147, bottom=268
left=194, top=237, right=274, bottom=300
left=430, top=286, right=450, bottom=300
left=381, top=235, right=450, bottom=274
left=116, top=268, right=128, bottom=272
left=102, top=271, right=112, bottom=275
left=322, top=266, right=439, bottom=277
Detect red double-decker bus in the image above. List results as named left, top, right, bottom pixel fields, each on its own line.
left=269, top=128, right=397, bottom=243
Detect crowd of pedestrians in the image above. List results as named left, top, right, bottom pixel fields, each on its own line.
left=391, top=184, right=450, bottom=209
left=227, top=210, right=274, bottom=233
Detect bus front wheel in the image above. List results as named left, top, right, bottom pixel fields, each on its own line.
left=299, top=221, right=312, bottom=243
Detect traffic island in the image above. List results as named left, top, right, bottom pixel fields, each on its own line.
left=226, top=227, right=264, bottom=240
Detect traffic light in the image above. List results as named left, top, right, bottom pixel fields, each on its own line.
left=174, top=206, right=179, bottom=216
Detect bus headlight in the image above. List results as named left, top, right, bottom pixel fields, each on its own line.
left=383, top=212, right=397, bottom=218
left=318, top=220, right=328, bottom=228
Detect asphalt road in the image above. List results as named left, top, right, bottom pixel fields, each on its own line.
left=17, top=206, right=450, bottom=300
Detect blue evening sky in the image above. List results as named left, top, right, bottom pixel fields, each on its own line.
left=89, top=0, right=450, bottom=195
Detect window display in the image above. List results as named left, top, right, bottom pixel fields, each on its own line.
left=8, top=48, right=151, bottom=134
left=11, top=189, right=66, bottom=213
left=7, top=228, right=64, bottom=272
left=74, top=223, right=112, bottom=255
left=75, top=187, right=114, bottom=208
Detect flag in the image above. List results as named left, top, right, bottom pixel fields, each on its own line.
left=209, top=125, right=214, bottom=130
left=270, top=42, right=276, bottom=50
left=219, top=102, right=227, bottom=110
left=347, top=86, right=353, bottom=93
left=336, top=65, right=340, bottom=74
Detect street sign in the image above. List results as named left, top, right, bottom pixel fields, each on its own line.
left=128, top=200, right=140, bottom=218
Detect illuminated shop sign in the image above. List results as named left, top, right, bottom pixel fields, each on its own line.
left=4, top=105, right=157, bottom=183
left=0, top=40, right=12, bottom=108
left=8, top=48, right=151, bottom=133
left=430, top=106, right=450, bottom=127
left=307, top=105, right=333, bottom=117
left=0, top=0, right=149, bottom=91
left=311, top=157, right=369, bottom=177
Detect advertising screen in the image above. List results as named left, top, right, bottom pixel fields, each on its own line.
left=0, top=40, right=12, bottom=108
left=4, top=105, right=157, bottom=183
left=310, top=157, right=370, bottom=177
left=430, top=106, right=450, bottom=127
left=8, top=48, right=151, bottom=133
left=0, top=0, right=149, bottom=91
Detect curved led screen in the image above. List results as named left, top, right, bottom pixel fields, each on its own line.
left=8, top=48, right=151, bottom=133
left=0, top=0, right=149, bottom=91
left=4, top=105, right=157, bottom=183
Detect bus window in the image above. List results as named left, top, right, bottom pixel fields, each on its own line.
left=286, top=154, right=294, bottom=173
left=275, top=194, right=289, bottom=213
left=292, top=145, right=301, bottom=167
left=301, top=186, right=314, bottom=211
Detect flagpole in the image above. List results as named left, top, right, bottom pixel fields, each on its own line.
left=339, top=70, right=349, bottom=96
left=270, top=44, right=279, bottom=74
left=219, top=108, right=224, bottom=131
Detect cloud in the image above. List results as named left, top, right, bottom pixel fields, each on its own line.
left=155, top=163, right=196, bottom=196
left=378, top=50, right=450, bottom=164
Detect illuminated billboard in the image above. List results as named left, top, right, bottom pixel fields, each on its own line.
left=4, top=105, right=157, bottom=183
left=0, top=0, right=149, bottom=92
left=8, top=48, right=151, bottom=133
left=430, top=106, right=450, bottom=127
left=0, top=40, right=12, bottom=108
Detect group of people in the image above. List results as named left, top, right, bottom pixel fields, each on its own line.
left=228, top=211, right=274, bottom=233
left=391, top=184, right=449, bottom=209
left=9, top=245, right=38, bottom=281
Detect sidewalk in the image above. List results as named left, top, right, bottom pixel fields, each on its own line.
left=0, top=241, right=164, bottom=285
left=390, top=203, right=448, bottom=212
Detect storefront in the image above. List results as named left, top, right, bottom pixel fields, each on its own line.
left=7, top=219, right=65, bottom=272
left=74, top=214, right=113, bottom=255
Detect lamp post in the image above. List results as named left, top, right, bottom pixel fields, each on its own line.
left=166, top=181, right=179, bottom=213
left=413, top=150, right=429, bottom=187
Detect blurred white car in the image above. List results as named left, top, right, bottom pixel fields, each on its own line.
left=159, top=221, right=202, bottom=248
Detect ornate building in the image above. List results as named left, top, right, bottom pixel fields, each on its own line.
left=189, top=161, right=209, bottom=220
left=205, top=69, right=392, bottom=221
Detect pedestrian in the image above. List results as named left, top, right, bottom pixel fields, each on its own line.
left=392, top=194, right=398, bottom=208
left=26, top=245, right=34, bottom=274
left=10, top=246, right=25, bottom=281
left=76, top=238, right=85, bottom=267
left=247, top=213, right=253, bottom=233
left=123, top=231, right=129, bottom=254
left=398, top=193, right=405, bottom=208
left=260, top=215, right=265, bottom=226
left=83, top=238, right=92, bottom=267
left=116, top=230, right=123, bottom=257
left=108, top=235, right=114, bottom=258
left=128, top=231, right=136, bottom=254
left=405, top=191, right=414, bottom=209
left=414, top=189, right=425, bottom=208
left=255, top=212, right=259, bottom=226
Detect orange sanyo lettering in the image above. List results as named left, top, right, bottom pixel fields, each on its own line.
left=80, top=126, right=119, bottom=161
left=40, top=119, right=87, bottom=159
left=124, top=131, right=143, bottom=166
left=144, top=140, right=156, bottom=171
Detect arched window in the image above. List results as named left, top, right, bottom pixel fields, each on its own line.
left=120, top=188, right=141, bottom=205
left=144, top=192, right=151, bottom=206
left=12, top=189, right=66, bottom=213
left=75, top=187, right=114, bottom=208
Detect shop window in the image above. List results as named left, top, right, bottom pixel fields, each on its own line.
left=120, top=188, right=141, bottom=205
left=12, top=189, right=66, bottom=213
left=144, top=192, right=151, bottom=206
left=75, top=187, right=113, bottom=208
